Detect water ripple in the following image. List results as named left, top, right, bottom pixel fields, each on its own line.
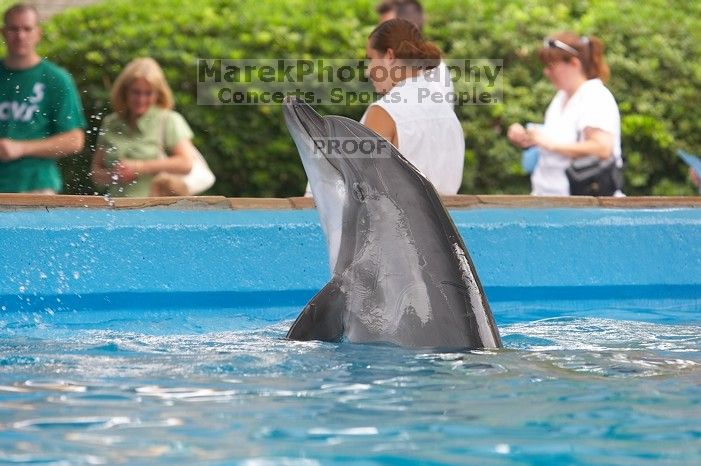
left=0, top=316, right=698, bottom=465
left=12, top=416, right=131, bottom=431
left=135, top=385, right=238, bottom=401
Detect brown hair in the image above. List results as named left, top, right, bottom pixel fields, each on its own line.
left=3, top=3, right=39, bottom=25
left=369, top=18, right=440, bottom=69
left=110, top=57, right=174, bottom=120
left=538, top=31, right=610, bottom=82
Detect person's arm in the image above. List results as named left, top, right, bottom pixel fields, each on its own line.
left=363, top=105, right=397, bottom=147
left=0, top=128, right=85, bottom=161
left=528, top=126, right=614, bottom=160
left=121, top=138, right=195, bottom=176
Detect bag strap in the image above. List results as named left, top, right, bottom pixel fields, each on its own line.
left=157, top=111, right=169, bottom=159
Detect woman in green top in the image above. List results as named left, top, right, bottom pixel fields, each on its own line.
left=91, top=57, right=196, bottom=197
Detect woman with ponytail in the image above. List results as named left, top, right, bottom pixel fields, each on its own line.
left=362, top=18, right=464, bottom=195
left=507, top=32, right=622, bottom=196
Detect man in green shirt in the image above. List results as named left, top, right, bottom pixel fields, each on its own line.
left=0, top=3, right=86, bottom=193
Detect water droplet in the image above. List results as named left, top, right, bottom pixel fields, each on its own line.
left=495, top=444, right=511, bottom=454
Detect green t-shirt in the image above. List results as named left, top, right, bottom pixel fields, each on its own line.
left=97, top=107, right=194, bottom=197
left=0, top=59, right=86, bottom=193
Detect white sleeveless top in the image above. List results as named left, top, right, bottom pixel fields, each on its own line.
left=361, top=68, right=465, bottom=195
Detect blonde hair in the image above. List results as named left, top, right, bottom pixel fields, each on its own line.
left=110, top=57, right=174, bottom=119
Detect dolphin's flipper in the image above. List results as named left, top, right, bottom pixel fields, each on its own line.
left=286, top=279, right=346, bottom=342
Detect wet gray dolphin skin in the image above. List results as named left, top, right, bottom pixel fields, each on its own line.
left=283, top=99, right=501, bottom=349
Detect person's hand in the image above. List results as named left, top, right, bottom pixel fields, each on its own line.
left=112, top=161, right=139, bottom=184
left=0, top=138, right=25, bottom=161
left=119, top=159, right=146, bottom=176
left=114, top=159, right=148, bottom=184
left=690, top=168, right=700, bottom=188
left=507, top=123, right=531, bottom=148
left=526, top=126, right=555, bottom=152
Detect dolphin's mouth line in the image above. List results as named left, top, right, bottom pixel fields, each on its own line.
left=292, top=100, right=324, bottom=137
left=287, top=99, right=345, bottom=179
left=322, top=118, right=360, bottom=187
left=298, top=112, right=324, bottom=141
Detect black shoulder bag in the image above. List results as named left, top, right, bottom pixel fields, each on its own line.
left=565, top=156, right=621, bottom=196
left=565, top=128, right=624, bottom=196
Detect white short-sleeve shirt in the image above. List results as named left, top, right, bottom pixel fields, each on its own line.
left=531, top=78, right=621, bottom=196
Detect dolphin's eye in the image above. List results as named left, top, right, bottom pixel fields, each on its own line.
left=352, top=182, right=366, bottom=202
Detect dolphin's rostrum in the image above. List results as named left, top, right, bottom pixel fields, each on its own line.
left=283, top=98, right=501, bottom=349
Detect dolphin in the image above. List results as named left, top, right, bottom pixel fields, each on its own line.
left=283, top=98, right=501, bottom=349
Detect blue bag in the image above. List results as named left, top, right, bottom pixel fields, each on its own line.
left=677, top=149, right=701, bottom=194
left=521, top=146, right=539, bottom=174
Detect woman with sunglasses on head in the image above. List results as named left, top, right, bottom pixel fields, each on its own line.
left=90, top=57, right=196, bottom=197
left=507, top=32, right=622, bottom=196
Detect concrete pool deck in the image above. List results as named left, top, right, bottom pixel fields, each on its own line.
left=0, top=194, right=700, bottom=210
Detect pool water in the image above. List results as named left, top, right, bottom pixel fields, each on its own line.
left=1, top=304, right=699, bottom=465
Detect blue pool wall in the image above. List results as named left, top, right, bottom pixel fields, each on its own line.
left=1, top=207, right=700, bottom=322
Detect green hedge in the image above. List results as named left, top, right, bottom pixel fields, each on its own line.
left=35, top=0, right=701, bottom=196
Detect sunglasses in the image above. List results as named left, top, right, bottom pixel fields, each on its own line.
left=128, top=88, right=157, bottom=97
left=543, top=38, right=579, bottom=56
